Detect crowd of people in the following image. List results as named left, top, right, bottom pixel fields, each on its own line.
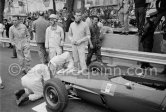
left=0, top=0, right=166, bottom=107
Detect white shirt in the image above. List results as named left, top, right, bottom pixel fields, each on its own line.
left=21, top=64, right=50, bottom=101
left=45, top=25, right=64, bottom=48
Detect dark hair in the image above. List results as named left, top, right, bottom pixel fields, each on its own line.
left=75, top=9, right=82, bottom=15
left=91, top=15, right=99, bottom=21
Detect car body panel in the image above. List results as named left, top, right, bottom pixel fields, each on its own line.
left=55, top=73, right=165, bottom=112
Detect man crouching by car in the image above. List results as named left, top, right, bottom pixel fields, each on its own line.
left=14, top=52, right=74, bottom=106
left=15, top=64, right=50, bottom=106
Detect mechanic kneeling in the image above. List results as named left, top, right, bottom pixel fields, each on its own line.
left=14, top=52, right=74, bottom=106
left=15, top=64, right=50, bottom=106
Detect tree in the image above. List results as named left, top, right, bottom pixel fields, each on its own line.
left=0, top=0, right=5, bottom=23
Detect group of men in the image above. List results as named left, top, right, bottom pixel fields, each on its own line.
left=9, top=9, right=104, bottom=106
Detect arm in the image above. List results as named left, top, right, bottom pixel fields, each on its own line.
left=45, top=28, right=49, bottom=49
left=25, top=26, right=30, bottom=41
left=60, top=28, right=65, bottom=46
left=32, top=21, right=36, bottom=33
left=68, top=24, right=74, bottom=44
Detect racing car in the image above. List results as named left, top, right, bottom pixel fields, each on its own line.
left=43, top=62, right=166, bottom=112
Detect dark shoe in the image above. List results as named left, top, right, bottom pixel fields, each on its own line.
left=141, top=64, right=153, bottom=69
left=11, top=56, right=17, bottom=58
left=21, top=70, right=27, bottom=76
left=0, top=84, right=4, bottom=89
left=14, top=89, right=25, bottom=100
left=16, top=94, right=29, bottom=106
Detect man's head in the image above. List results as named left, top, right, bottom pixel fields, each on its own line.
left=12, top=16, right=20, bottom=26
left=49, top=14, right=59, bottom=26
left=74, top=10, right=82, bottom=24
left=3, top=19, right=7, bottom=24
left=91, top=16, right=99, bottom=25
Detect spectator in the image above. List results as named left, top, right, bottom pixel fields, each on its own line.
left=9, top=15, right=31, bottom=74
left=32, top=11, right=49, bottom=64
left=3, top=19, right=12, bottom=48
left=86, top=16, right=104, bottom=66
left=68, top=10, right=90, bottom=73
left=118, top=0, right=133, bottom=34
left=134, top=0, right=146, bottom=36
left=45, top=14, right=64, bottom=60
left=26, top=17, right=33, bottom=40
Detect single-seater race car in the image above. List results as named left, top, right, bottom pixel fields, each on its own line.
left=43, top=63, right=166, bottom=112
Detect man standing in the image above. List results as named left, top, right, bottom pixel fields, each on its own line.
left=45, top=14, right=64, bottom=60
left=134, top=0, right=146, bottom=36
left=32, top=12, right=49, bottom=64
left=86, top=16, right=103, bottom=66
left=118, top=0, right=133, bottom=34
left=68, top=10, right=90, bottom=73
left=9, top=15, right=31, bottom=74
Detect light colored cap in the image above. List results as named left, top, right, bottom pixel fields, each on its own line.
left=49, top=14, right=58, bottom=19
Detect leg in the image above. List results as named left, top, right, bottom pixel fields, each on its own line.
left=119, top=9, right=124, bottom=27
left=72, top=45, right=80, bottom=69
left=78, top=44, right=87, bottom=70
left=23, top=43, right=31, bottom=73
left=86, top=45, right=94, bottom=66
left=95, top=47, right=102, bottom=62
left=139, top=7, right=146, bottom=35
left=124, top=13, right=129, bottom=33
left=49, top=48, right=57, bottom=60
left=37, top=43, right=48, bottom=64
left=135, top=8, right=140, bottom=32
left=12, top=45, right=17, bottom=58
left=16, top=49, right=25, bottom=72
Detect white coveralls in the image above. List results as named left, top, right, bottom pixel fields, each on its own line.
left=21, top=64, right=50, bottom=101
left=49, top=52, right=74, bottom=74
left=9, top=23, right=31, bottom=72
left=68, top=21, right=90, bottom=70
left=45, top=25, right=64, bottom=60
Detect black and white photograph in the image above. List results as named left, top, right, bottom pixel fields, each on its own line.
left=0, top=0, right=166, bottom=112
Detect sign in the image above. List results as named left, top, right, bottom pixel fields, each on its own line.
left=42, top=0, right=50, bottom=7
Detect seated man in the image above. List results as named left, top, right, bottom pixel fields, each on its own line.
left=15, top=64, right=50, bottom=106
left=48, top=52, right=74, bottom=76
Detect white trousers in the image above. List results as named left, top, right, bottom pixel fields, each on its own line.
left=72, top=44, right=87, bottom=70
left=49, top=47, right=62, bottom=60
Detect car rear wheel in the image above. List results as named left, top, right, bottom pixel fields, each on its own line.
left=44, top=78, right=68, bottom=112
left=88, top=61, right=106, bottom=73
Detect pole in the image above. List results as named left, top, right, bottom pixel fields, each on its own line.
left=26, top=0, right=29, bottom=13
left=52, top=0, right=56, bottom=14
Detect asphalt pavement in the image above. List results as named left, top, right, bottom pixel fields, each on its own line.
left=0, top=46, right=109, bottom=112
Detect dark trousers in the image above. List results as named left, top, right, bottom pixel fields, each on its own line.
left=37, top=43, right=48, bottom=64
left=13, top=45, right=17, bottom=57
left=86, top=45, right=102, bottom=66
left=135, top=7, right=146, bottom=34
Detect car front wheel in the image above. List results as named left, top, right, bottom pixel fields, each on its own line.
left=44, top=78, right=68, bottom=112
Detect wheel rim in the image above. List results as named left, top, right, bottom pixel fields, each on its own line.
left=45, top=86, right=59, bottom=107
left=91, top=67, right=101, bottom=73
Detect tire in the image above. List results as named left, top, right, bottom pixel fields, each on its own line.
left=44, top=78, right=68, bottom=112
left=88, top=61, right=106, bottom=73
